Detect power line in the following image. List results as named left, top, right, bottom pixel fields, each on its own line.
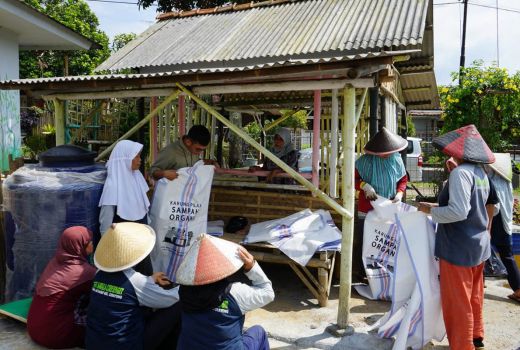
left=470, top=2, right=520, bottom=14
left=85, top=0, right=157, bottom=6
left=434, top=0, right=520, bottom=14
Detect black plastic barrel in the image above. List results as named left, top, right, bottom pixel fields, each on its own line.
left=2, top=145, right=106, bottom=301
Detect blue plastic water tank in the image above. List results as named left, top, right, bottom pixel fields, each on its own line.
left=2, top=145, right=106, bottom=301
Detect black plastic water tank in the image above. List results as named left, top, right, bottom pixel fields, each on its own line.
left=39, top=144, right=97, bottom=168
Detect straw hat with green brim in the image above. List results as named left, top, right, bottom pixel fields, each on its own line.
left=94, top=222, right=155, bottom=272
left=364, top=127, right=408, bottom=156
left=489, top=153, right=513, bottom=182
left=176, top=233, right=244, bottom=286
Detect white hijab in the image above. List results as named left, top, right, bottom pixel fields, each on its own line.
left=99, top=140, right=150, bottom=221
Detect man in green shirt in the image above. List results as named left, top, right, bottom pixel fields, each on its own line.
left=150, top=125, right=218, bottom=180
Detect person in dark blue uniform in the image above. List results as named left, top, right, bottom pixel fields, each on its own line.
left=175, top=233, right=275, bottom=350
left=86, top=222, right=181, bottom=350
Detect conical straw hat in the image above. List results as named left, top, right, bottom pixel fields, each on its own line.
left=176, top=234, right=244, bottom=286
left=94, top=222, right=155, bottom=272
left=364, top=127, right=408, bottom=156
left=432, top=124, right=495, bottom=164
left=489, top=153, right=512, bottom=182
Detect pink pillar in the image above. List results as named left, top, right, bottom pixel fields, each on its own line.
left=312, top=90, right=321, bottom=187
left=178, top=95, right=186, bottom=137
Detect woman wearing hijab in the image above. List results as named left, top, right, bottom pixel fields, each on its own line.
left=250, top=127, right=298, bottom=184
left=485, top=153, right=520, bottom=303
left=99, top=140, right=152, bottom=275
left=27, top=226, right=96, bottom=349
left=176, top=234, right=275, bottom=350
left=353, top=127, right=408, bottom=281
left=418, top=125, right=495, bottom=350
left=99, top=140, right=150, bottom=233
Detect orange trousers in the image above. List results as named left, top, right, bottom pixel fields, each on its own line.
left=440, top=259, right=484, bottom=350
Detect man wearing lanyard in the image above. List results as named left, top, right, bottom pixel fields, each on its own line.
left=150, top=125, right=219, bottom=180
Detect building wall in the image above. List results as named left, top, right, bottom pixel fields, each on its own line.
left=0, top=28, right=22, bottom=172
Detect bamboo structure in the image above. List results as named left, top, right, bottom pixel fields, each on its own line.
left=95, top=90, right=180, bottom=161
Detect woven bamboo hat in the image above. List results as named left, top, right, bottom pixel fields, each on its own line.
left=432, top=124, right=495, bottom=164
left=489, top=153, right=513, bottom=182
left=94, top=222, right=155, bottom=272
left=176, top=233, right=243, bottom=286
left=364, top=127, right=408, bottom=156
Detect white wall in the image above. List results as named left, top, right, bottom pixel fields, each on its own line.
left=0, top=28, right=19, bottom=79
left=0, top=27, right=22, bottom=172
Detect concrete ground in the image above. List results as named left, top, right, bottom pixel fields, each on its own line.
left=1, top=263, right=519, bottom=350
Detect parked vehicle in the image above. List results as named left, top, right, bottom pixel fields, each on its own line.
left=406, top=137, right=423, bottom=182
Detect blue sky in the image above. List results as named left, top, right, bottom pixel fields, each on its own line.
left=88, top=0, right=520, bottom=86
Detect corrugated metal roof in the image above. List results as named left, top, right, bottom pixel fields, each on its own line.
left=97, top=0, right=430, bottom=72
left=0, top=51, right=402, bottom=88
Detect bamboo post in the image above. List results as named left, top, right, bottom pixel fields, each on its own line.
left=151, top=97, right=159, bottom=161
left=330, top=89, right=339, bottom=198
left=53, top=98, right=66, bottom=146
left=178, top=95, right=186, bottom=137
left=165, top=104, right=172, bottom=145
left=312, top=90, right=321, bottom=187
left=337, top=86, right=356, bottom=328
left=95, top=90, right=180, bottom=161
left=176, top=83, right=352, bottom=219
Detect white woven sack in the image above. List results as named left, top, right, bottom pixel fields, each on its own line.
left=149, top=161, right=214, bottom=280
left=374, top=212, right=445, bottom=350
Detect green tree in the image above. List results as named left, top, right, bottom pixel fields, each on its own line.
left=111, top=33, right=137, bottom=52
left=138, top=0, right=252, bottom=12
left=278, top=109, right=308, bottom=130
left=439, top=61, right=520, bottom=151
left=20, top=0, right=110, bottom=78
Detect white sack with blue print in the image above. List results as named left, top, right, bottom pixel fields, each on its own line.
left=149, top=161, right=214, bottom=280
left=354, top=196, right=417, bottom=300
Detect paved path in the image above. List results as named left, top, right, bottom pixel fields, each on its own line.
left=2, top=266, right=519, bottom=350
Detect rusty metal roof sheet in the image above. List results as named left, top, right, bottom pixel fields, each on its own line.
left=97, top=0, right=430, bottom=72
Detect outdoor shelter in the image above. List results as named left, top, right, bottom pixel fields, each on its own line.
left=0, top=0, right=439, bottom=328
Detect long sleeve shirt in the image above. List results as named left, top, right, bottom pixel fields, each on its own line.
left=431, top=163, right=491, bottom=266
left=355, top=169, right=407, bottom=214
left=229, top=262, right=275, bottom=313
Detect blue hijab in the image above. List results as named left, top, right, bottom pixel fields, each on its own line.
left=355, top=152, right=406, bottom=199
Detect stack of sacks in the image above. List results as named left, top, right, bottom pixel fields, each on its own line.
left=244, top=209, right=341, bottom=266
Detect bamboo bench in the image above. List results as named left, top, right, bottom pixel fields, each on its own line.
left=223, top=233, right=336, bottom=307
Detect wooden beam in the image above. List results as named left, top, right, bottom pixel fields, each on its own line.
left=43, top=88, right=177, bottom=100
left=193, top=79, right=374, bottom=94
